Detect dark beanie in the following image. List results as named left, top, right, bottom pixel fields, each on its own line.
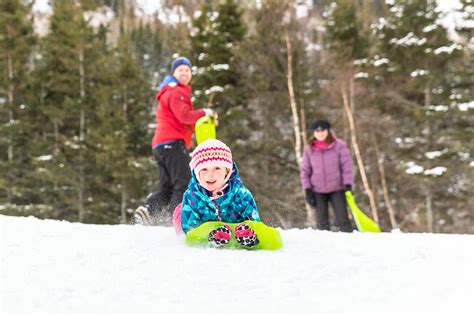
left=171, top=57, right=192, bottom=73
left=311, top=120, right=331, bottom=131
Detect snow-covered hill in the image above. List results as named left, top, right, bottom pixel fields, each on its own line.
left=0, top=215, right=473, bottom=313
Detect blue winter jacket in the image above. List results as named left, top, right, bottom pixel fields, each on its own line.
left=181, top=162, right=261, bottom=234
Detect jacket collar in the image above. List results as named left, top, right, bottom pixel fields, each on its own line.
left=157, top=75, right=192, bottom=100
left=311, top=131, right=338, bottom=151
left=188, top=162, right=240, bottom=204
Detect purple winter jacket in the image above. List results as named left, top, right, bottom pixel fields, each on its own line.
left=300, top=138, right=353, bottom=193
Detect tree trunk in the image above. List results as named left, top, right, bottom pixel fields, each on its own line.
left=370, top=129, right=398, bottom=229
left=284, top=29, right=314, bottom=227
left=7, top=51, right=14, bottom=203
left=424, top=81, right=434, bottom=233
left=78, top=49, right=85, bottom=222
left=273, top=210, right=290, bottom=230
left=299, top=96, right=307, bottom=146
left=425, top=189, right=433, bottom=233
left=424, top=81, right=432, bottom=108
left=123, top=86, right=128, bottom=121
left=121, top=84, right=129, bottom=221
left=121, top=181, right=127, bottom=223
left=341, top=85, right=379, bottom=224
left=349, top=76, right=355, bottom=112
left=284, top=29, right=302, bottom=167
left=54, top=119, right=59, bottom=153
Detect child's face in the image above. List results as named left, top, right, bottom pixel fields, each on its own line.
left=198, top=166, right=228, bottom=192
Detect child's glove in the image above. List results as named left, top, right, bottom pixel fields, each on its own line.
left=208, top=224, right=231, bottom=245
left=235, top=223, right=259, bottom=247
left=344, top=184, right=352, bottom=193
left=304, top=188, right=316, bottom=207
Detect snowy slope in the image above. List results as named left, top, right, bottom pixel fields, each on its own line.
left=0, top=215, right=473, bottom=313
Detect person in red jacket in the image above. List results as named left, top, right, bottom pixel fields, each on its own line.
left=134, top=56, right=216, bottom=225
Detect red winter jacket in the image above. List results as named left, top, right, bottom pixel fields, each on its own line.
left=152, top=82, right=205, bottom=150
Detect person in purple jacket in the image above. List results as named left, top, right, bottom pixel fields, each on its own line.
left=300, top=120, right=354, bottom=232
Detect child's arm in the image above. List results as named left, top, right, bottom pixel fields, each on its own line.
left=240, top=187, right=261, bottom=222
left=181, top=194, right=203, bottom=234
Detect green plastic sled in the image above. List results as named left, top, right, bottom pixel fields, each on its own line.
left=345, top=191, right=381, bottom=233
left=195, top=116, right=216, bottom=144
left=185, top=220, right=283, bottom=250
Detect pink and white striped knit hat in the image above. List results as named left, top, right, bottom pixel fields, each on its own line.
left=190, top=139, right=233, bottom=184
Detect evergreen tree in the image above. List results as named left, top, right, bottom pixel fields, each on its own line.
left=189, top=0, right=247, bottom=147
left=0, top=0, right=36, bottom=213
left=325, top=0, right=369, bottom=63
left=372, top=0, right=466, bottom=232
left=130, top=22, right=166, bottom=89
left=30, top=1, right=109, bottom=222
left=438, top=0, right=474, bottom=232
left=452, top=0, right=473, bottom=101
left=91, top=31, right=153, bottom=223
left=375, top=0, right=461, bottom=93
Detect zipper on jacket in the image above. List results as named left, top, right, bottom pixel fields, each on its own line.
left=212, top=200, right=221, bottom=221
left=321, top=151, right=328, bottom=191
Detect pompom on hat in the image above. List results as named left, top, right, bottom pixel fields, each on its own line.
left=190, top=139, right=233, bottom=186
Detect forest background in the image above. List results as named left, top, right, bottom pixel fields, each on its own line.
left=0, top=0, right=472, bottom=233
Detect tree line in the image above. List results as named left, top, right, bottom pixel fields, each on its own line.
left=0, top=0, right=472, bottom=233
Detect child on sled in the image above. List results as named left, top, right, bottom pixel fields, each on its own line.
left=173, top=139, right=261, bottom=246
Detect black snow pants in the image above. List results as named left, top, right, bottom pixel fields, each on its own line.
left=314, top=190, right=353, bottom=232
left=144, top=140, right=191, bottom=221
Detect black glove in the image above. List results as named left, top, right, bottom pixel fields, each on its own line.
left=345, top=184, right=352, bottom=192
left=304, top=189, right=316, bottom=207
